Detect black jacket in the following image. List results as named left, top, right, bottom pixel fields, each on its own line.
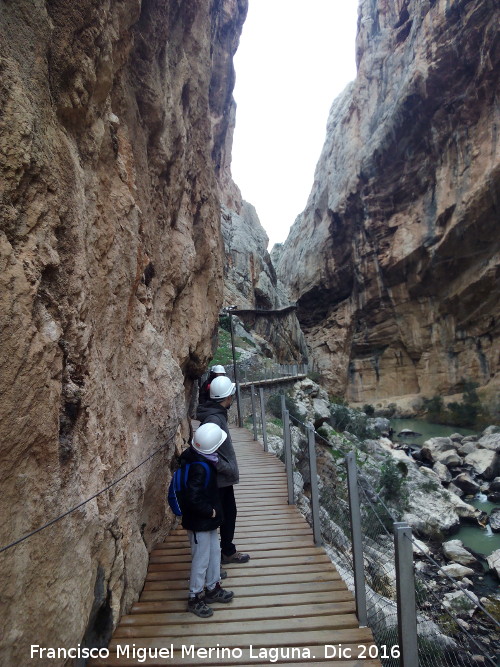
left=196, top=400, right=239, bottom=487
left=178, top=447, right=223, bottom=532
left=198, top=372, right=217, bottom=404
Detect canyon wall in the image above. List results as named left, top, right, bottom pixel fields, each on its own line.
left=277, top=0, right=500, bottom=412
left=0, top=0, right=246, bottom=661
left=221, top=198, right=307, bottom=361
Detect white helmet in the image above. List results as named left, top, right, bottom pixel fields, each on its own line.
left=211, top=364, right=226, bottom=374
left=193, top=422, right=227, bottom=454
left=210, top=376, right=236, bottom=400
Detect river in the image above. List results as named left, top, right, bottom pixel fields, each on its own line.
left=390, top=418, right=500, bottom=557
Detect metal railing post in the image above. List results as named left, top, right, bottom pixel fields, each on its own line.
left=228, top=312, right=243, bottom=427
left=281, top=395, right=294, bottom=505
left=235, top=381, right=243, bottom=428
left=345, top=452, right=368, bottom=627
left=292, top=363, right=298, bottom=377
left=306, top=425, right=322, bottom=546
left=259, top=387, right=268, bottom=452
left=250, top=384, right=258, bottom=441
left=394, top=522, right=418, bottom=667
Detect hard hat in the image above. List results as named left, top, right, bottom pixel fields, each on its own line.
left=211, top=365, right=226, bottom=374
left=193, top=422, right=227, bottom=454
left=210, top=376, right=236, bottom=400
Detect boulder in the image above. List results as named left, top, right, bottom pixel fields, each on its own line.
left=412, top=538, right=431, bottom=557
left=458, top=441, right=479, bottom=456
left=464, top=450, right=499, bottom=480
left=442, top=540, right=478, bottom=566
left=312, top=397, right=331, bottom=421
left=439, top=564, right=475, bottom=579
left=421, top=437, right=457, bottom=463
left=435, top=449, right=462, bottom=467
left=447, top=482, right=465, bottom=497
left=489, top=508, right=500, bottom=533
left=482, top=425, right=500, bottom=437
left=370, top=417, right=391, bottom=433
left=450, top=433, right=465, bottom=443
left=398, top=428, right=422, bottom=437
left=488, top=492, right=500, bottom=503
left=461, top=436, right=479, bottom=444
left=442, top=590, right=478, bottom=617
left=477, top=433, right=500, bottom=453
left=486, top=549, right=500, bottom=579
left=489, top=477, right=500, bottom=492
left=452, top=473, right=480, bottom=495
left=433, top=462, right=452, bottom=483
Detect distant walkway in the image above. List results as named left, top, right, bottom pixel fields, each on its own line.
left=239, top=373, right=306, bottom=389
left=91, top=427, right=380, bottom=666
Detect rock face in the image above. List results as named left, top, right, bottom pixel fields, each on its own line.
left=221, top=199, right=307, bottom=361
left=276, top=0, right=500, bottom=412
left=0, top=0, right=246, bottom=661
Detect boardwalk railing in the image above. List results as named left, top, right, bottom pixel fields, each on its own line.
left=239, top=383, right=499, bottom=667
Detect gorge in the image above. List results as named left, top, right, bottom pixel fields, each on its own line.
left=275, top=0, right=500, bottom=417
left=1, top=0, right=499, bottom=661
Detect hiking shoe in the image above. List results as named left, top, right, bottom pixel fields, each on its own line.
left=187, top=594, right=213, bottom=617
left=220, top=569, right=227, bottom=580
left=205, top=582, right=234, bottom=603
left=221, top=551, right=250, bottom=564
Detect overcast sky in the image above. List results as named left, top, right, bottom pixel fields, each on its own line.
left=231, top=1, right=359, bottom=249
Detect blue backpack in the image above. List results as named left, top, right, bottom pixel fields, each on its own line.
left=167, top=461, right=211, bottom=516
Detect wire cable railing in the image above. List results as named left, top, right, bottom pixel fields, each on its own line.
left=0, top=432, right=177, bottom=555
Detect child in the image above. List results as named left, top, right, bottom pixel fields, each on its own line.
left=178, top=422, right=235, bottom=617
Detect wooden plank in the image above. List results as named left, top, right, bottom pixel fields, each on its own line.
left=122, top=601, right=356, bottom=625
left=91, top=653, right=381, bottom=667
left=109, top=628, right=375, bottom=650
left=147, top=563, right=335, bottom=581
left=114, top=613, right=361, bottom=638
left=155, top=538, right=317, bottom=552
left=131, top=591, right=355, bottom=614
left=149, top=546, right=326, bottom=562
left=141, top=579, right=349, bottom=598
left=144, top=570, right=341, bottom=588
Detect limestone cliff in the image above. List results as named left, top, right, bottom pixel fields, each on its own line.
left=277, top=0, right=500, bottom=412
left=221, top=199, right=307, bottom=361
left=0, top=0, right=246, bottom=660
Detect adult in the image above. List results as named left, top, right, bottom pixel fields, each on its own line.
left=196, top=376, right=250, bottom=564
left=198, top=365, right=226, bottom=405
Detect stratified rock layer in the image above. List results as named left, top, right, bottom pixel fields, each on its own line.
left=277, top=0, right=500, bottom=411
left=0, top=0, right=246, bottom=660
left=222, top=200, right=307, bottom=361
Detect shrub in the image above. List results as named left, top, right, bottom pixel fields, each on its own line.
left=378, top=456, right=407, bottom=502
left=363, top=403, right=375, bottom=416
left=211, top=328, right=240, bottom=366
left=219, top=315, right=231, bottom=332
left=329, top=402, right=375, bottom=439
left=307, top=370, right=322, bottom=383
left=267, top=393, right=303, bottom=423
left=423, top=379, right=486, bottom=428
left=422, top=394, right=445, bottom=422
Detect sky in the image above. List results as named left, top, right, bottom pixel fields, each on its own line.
left=231, top=1, right=359, bottom=249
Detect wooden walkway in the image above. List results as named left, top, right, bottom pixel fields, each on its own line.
left=91, top=427, right=380, bottom=666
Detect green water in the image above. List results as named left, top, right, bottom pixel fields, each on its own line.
left=450, top=495, right=500, bottom=557
left=390, top=418, right=477, bottom=446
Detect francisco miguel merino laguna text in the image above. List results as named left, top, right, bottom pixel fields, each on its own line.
left=31, top=643, right=400, bottom=661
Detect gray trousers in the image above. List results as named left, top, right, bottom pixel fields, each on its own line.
left=187, top=529, right=220, bottom=597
